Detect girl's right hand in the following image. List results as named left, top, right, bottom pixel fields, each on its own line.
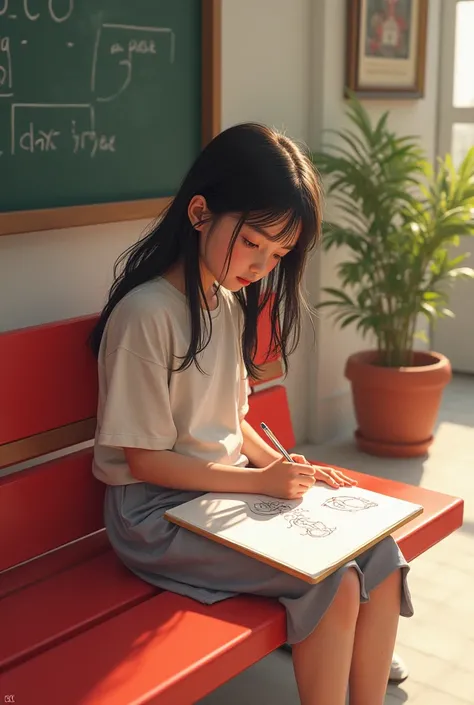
left=257, top=457, right=315, bottom=499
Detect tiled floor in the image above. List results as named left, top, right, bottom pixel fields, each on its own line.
left=198, top=374, right=474, bottom=705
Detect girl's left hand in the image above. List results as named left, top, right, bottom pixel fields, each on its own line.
left=290, top=454, right=358, bottom=489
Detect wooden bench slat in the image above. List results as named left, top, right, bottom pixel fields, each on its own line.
left=1, top=592, right=286, bottom=705
left=0, top=550, right=157, bottom=672
left=0, top=530, right=109, bottom=599
left=0, top=449, right=104, bottom=571
left=0, top=417, right=96, bottom=469
left=0, top=315, right=98, bottom=448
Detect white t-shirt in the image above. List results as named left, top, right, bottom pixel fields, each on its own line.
left=92, top=278, right=250, bottom=486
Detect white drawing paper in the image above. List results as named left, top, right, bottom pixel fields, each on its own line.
left=165, top=484, right=423, bottom=583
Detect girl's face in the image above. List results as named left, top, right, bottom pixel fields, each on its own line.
left=200, top=214, right=300, bottom=293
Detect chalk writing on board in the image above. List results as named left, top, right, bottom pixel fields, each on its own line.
left=71, top=121, right=116, bottom=156
left=10, top=103, right=114, bottom=157
left=91, top=23, right=175, bottom=103
left=0, top=35, right=12, bottom=95
left=0, top=11, right=178, bottom=159
left=0, top=0, right=74, bottom=23
left=11, top=103, right=93, bottom=154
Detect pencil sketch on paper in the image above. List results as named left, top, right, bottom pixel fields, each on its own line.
left=248, top=500, right=293, bottom=516
left=283, top=509, right=336, bottom=538
left=323, top=496, right=378, bottom=512
left=245, top=500, right=336, bottom=539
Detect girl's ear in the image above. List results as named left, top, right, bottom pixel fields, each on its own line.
left=188, top=195, right=209, bottom=231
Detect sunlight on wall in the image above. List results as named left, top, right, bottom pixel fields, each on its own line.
left=453, top=2, right=474, bottom=107
left=452, top=2, right=474, bottom=167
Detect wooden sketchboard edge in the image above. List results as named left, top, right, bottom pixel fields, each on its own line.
left=0, top=0, right=222, bottom=237
left=164, top=504, right=423, bottom=584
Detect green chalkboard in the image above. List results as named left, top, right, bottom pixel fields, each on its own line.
left=0, top=0, right=219, bottom=234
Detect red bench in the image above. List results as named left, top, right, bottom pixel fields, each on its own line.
left=0, top=310, right=464, bottom=705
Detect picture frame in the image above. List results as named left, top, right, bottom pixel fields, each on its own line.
left=345, top=0, right=428, bottom=99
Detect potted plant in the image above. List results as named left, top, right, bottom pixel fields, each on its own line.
left=311, top=96, right=474, bottom=457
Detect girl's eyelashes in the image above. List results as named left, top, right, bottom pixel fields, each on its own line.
left=241, top=235, right=283, bottom=260
left=241, top=236, right=258, bottom=249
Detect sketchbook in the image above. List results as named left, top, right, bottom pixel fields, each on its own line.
left=165, top=484, right=423, bottom=584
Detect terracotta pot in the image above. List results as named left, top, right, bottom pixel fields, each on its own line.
left=344, top=350, right=452, bottom=457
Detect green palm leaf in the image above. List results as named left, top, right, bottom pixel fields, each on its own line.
left=310, top=96, right=474, bottom=366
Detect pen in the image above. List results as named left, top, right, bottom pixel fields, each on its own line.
left=260, top=422, right=293, bottom=462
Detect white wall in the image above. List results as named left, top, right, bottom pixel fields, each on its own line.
left=0, top=220, right=150, bottom=330
left=0, top=0, right=442, bottom=445
left=307, top=0, right=442, bottom=443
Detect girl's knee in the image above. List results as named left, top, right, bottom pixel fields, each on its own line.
left=330, top=567, right=360, bottom=626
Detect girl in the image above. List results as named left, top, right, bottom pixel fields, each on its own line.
left=91, top=123, right=413, bottom=705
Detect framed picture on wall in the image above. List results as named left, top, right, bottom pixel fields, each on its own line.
left=345, top=0, right=428, bottom=98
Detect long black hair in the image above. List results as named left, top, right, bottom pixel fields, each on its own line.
left=90, top=123, right=323, bottom=379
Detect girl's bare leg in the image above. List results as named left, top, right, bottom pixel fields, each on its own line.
left=349, top=568, right=402, bottom=705
left=292, top=568, right=360, bottom=705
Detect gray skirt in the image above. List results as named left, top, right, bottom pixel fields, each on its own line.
left=104, top=482, right=414, bottom=644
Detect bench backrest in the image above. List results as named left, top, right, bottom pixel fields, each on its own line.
left=0, top=297, right=293, bottom=573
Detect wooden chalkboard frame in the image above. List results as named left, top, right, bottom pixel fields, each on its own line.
left=0, top=0, right=221, bottom=237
